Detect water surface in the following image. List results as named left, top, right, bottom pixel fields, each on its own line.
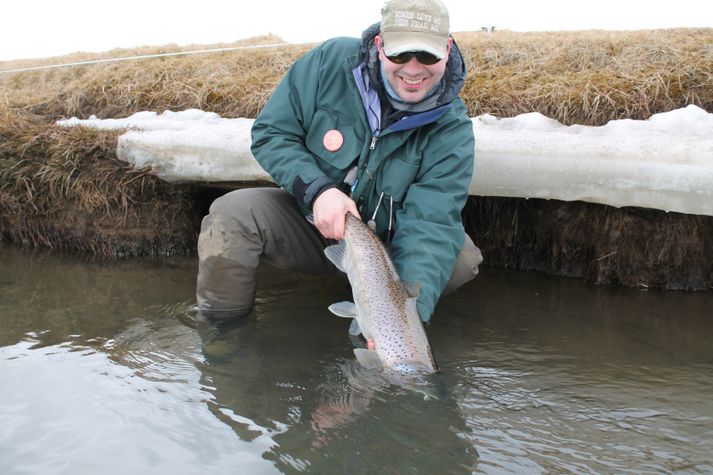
left=1, top=245, right=711, bottom=474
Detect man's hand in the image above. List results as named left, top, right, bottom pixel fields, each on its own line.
left=313, top=188, right=361, bottom=240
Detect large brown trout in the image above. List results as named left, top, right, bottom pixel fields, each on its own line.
left=324, top=213, right=437, bottom=374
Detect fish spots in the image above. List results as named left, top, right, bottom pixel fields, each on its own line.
left=336, top=214, right=436, bottom=373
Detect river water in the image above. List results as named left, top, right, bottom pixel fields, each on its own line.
left=1, top=244, right=712, bottom=474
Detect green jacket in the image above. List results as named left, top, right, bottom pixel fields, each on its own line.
left=251, top=26, right=475, bottom=322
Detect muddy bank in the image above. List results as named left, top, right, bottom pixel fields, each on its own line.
left=464, top=197, right=713, bottom=290
left=1, top=117, right=711, bottom=290
left=5, top=176, right=712, bottom=294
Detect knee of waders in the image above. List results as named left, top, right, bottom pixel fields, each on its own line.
left=197, top=190, right=263, bottom=262
left=196, top=190, right=265, bottom=319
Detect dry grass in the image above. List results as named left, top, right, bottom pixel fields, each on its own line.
left=0, top=111, right=198, bottom=256
left=454, top=28, right=713, bottom=124
left=0, top=34, right=306, bottom=121
left=2, top=29, right=711, bottom=125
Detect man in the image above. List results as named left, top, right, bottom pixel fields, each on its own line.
left=196, top=0, right=482, bottom=322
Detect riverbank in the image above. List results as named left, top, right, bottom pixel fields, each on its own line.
left=1, top=29, right=712, bottom=289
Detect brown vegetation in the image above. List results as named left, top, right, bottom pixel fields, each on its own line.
left=0, top=111, right=198, bottom=255
left=0, top=34, right=303, bottom=121
left=1, top=29, right=712, bottom=289
left=2, top=29, right=711, bottom=124
left=459, top=28, right=713, bottom=124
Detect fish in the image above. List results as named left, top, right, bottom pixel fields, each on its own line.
left=324, top=213, right=437, bottom=374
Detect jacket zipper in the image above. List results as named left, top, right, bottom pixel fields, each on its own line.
left=364, top=132, right=395, bottom=246
left=360, top=131, right=380, bottom=182
left=354, top=131, right=379, bottom=212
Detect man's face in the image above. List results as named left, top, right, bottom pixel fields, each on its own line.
left=376, top=35, right=452, bottom=104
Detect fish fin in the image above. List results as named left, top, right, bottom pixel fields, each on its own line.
left=405, top=283, right=421, bottom=299
left=354, top=349, right=382, bottom=370
left=405, top=297, right=421, bottom=320
left=348, top=319, right=362, bottom=336
left=328, top=301, right=357, bottom=318
left=328, top=302, right=362, bottom=336
left=324, top=242, right=347, bottom=273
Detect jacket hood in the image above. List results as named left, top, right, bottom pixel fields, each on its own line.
left=359, top=22, right=467, bottom=111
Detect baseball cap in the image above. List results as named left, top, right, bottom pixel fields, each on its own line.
left=380, top=0, right=450, bottom=60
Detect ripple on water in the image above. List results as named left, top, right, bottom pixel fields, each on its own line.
left=0, top=333, right=280, bottom=475
left=442, top=346, right=713, bottom=474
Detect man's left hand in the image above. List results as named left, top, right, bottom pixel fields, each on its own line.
left=312, top=188, right=361, bottom=240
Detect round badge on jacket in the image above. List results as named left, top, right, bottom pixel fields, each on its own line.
left=323, top=129, right=344, bottom=152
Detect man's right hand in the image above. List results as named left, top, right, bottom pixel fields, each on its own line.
left=312, top=188, right=361, bottom=240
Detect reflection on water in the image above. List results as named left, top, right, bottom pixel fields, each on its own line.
left=1, top=244, right=712, bottom=474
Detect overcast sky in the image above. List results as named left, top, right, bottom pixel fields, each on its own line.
left=2, top=0, right=712, bottom=61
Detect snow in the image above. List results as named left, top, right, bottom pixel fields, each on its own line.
left=60, top=110, right=265, bottom=183
left=57, top=105, right=713, bottom=217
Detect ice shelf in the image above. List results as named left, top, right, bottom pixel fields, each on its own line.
left=58, top=105, right=713, bottom=216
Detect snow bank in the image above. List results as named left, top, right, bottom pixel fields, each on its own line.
left=58, top=106, right=713, bottom=216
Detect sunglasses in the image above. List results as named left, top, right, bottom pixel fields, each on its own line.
left=384, top=49, right=442, bottom=66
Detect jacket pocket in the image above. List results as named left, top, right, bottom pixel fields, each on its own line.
left=305, top=110, right=361, bottom=173
left=376, top=152, right=421, bottom=204
left=367, top=153, right=421, bottom=241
